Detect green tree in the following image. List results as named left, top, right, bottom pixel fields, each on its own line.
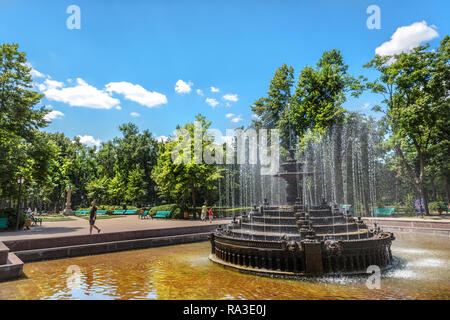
left=290, top=49, right=365, bottom=203
left=251, top=64, right=294, bottom=148
left=151, top=115, right=221, bottom=215
left=365, top=36, right=450, bottom=215
left=0, top=43, right=50, bottom=208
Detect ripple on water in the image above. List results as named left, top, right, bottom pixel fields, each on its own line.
left=392, top=248, right=429, bottom=255
left=407, top=258, right=446, bottom=268
left=1, top=239, right=449, bottom=300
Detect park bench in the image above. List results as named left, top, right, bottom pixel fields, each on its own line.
left=0, top=218, right=7, bottom=230
left=112, top=210, right=126, bottom=215
left=152, top=211, right=170, bottom=219
left=138, top=210, right=149, bottom=219
left=96, top=210, right=107, bottom=215
left=372, top=208, right=395, bottom=216
left=124, top=209, right=137, bottom=215
left=75, top=210, right=90, bottom=215
left=340, top=204, right=354, bottom=214
left=28, top=214, right=42, bottom=226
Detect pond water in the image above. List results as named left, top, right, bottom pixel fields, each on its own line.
left=0, top=232, right=449, bottom=300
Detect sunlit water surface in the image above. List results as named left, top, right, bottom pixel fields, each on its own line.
left=0, top=233, right=448, bottom=299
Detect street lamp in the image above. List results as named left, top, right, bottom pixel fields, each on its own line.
left=16, top=177, right=25, bottom=231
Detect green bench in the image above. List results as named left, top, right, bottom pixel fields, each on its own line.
left=0, top=218, right=7, bottom=230
left=124, top=209, right=137, bottom=215
left=152, top=211, right=170, bottom=219
left=75, top=210, right=90, bottom=215
left=138, top=210, right=149, bottom=219
left=372, top=208, right=395, bottom=216
left=112, top=210, right=126, bottom=215
left=76, top=210, right=107, bottom=215
left=340, top=204, right=354, bottom=214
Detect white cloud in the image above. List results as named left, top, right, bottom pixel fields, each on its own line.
left=375, top=21, right=439, bottom=56
left=43, top=110, right=64, bottom=122
left=223, top=93, right=238, bottom=102
left=362, top=102, right=370, bottom=110
left=115, top=106, right=122, bottom=110
left=30, top=68, right=45, bottom=78
left=130, top=112, right=140, bottom=117
left=210, top=86, right=220, bottom=93
left=196, top=89, right=204, bottom=96
left=45, top=78, right=120, bottom=109
left=252, top=114, right=261, bottom=120
left=76, top=135, right=102, bottom=147
left=106, top=81, right=167, bottom=108
left=205, top=97, right=219, bottom=108
left=226, top=113, right=235, bottom=118
left=231, top=115, right=243, bottom=123
left=175, top=79, right=193, bottom=94
left=37, top=78, right=64, bottom=91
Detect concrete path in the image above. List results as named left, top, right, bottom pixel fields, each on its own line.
left=0, top=216, right=230, bottom=241
left=364, top=215, right=450, bottom=222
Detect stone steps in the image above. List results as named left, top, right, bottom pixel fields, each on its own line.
left=251, top=216, right=297, bottom=225
left=311, top=223, right=359, bottom=233
left=260, top=211, right=295, bottom=218
left=229, top=228, right=370, bottom=241
left=0, top=242, right=23, bottom=282
left=241, top=222, right=298, bottom=233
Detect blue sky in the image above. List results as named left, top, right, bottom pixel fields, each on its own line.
left=1, top=0, right=448, bottom=146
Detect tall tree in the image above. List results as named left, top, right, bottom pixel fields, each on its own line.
left=251, top=64, right=294, bottom=149
left=288, top=49, right=365, bottom=204
left=0, top=43, right=50, bottom=205
left=365, top=36, right=450, bottom=215
left=151, top=115, right=220, bottom=213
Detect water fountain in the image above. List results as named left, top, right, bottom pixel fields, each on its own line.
left=209, top=147, right=395, bottom=277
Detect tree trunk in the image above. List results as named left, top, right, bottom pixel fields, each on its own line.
left=444, top=173, right=450, bottom=203
left=430, top=173, right=437, bottom=202
left=394, top=172, right=399, bottom=204
left=191, top=184, right=196, bottom=219
left=418, top=151, right=430, bottom=216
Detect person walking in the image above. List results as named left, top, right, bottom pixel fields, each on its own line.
left=201, top=201, right=207, bottom=222
left=89, top=201, right=101, bottom=235
left=209, top=207, right=213, bottom=223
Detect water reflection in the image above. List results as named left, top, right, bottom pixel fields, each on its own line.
left=0, top=233, right=448, bottom=300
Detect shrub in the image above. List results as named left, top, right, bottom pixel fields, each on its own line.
left=428, top=202, right=441, bottom=213
left=0, top=208, right=26, bottom=230
left=405, top=193, right=416, bottom=215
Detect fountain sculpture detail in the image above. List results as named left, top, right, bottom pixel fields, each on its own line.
left=209, top=148, right=395, bottom=277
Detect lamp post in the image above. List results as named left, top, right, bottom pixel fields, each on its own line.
left=16, top=177, right=25, bottom=231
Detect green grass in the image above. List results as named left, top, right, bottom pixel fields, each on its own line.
left=40, top=215, right=75, bottom=222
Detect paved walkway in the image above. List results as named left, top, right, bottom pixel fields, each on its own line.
left=364, top=216, right=450, bottom=223
left=0, top=216, right=230, bottom=242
